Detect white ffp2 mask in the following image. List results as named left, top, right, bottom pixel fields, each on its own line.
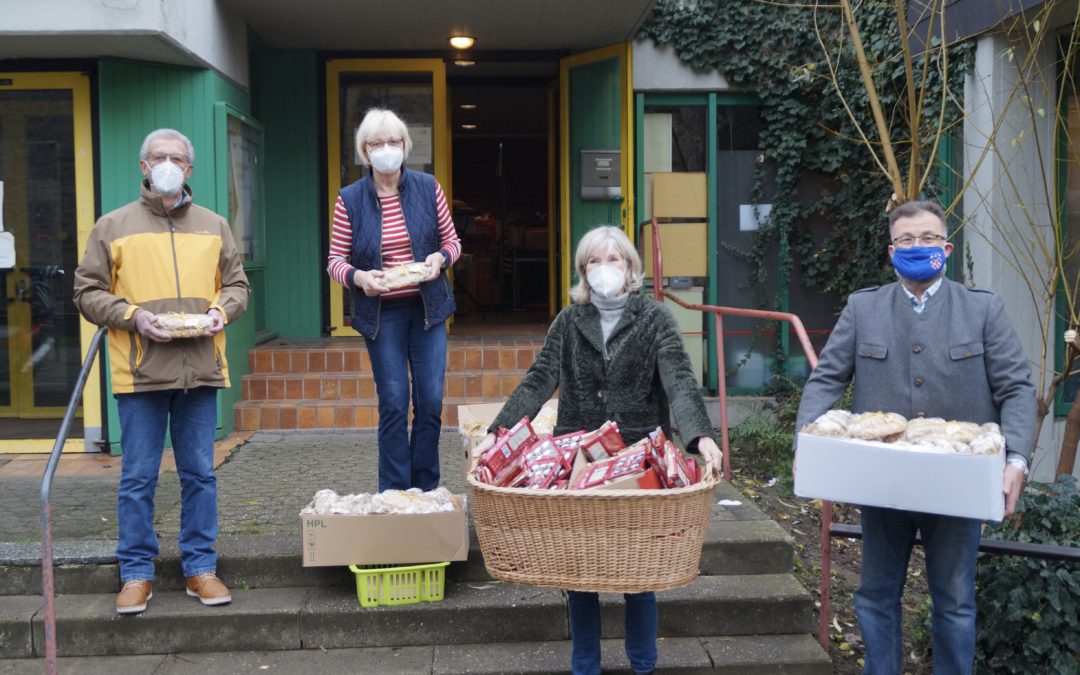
left=587, top=265, right=625, bottom=299
left=150, top=161, right=185, bottom=195
left=369, top=145, right=404, bottom=174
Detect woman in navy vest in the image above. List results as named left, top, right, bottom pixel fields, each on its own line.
left=327, top=108, right=461, bottom=491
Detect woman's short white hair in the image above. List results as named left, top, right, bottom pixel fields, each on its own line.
left=140, top=129, right=195, bottom=164
left=569, top=225, right=644, bottom=304
left=354, top=108, right=412, bottom=167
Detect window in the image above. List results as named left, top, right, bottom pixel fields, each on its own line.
left=214, top=103, right=265, bottom=335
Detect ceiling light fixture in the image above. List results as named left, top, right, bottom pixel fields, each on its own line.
left=449, top=35, right=476, bottom=50
left=453, top=59, right=476, bottom=67
left=461, top=124, right=477, bottom=130
left=459, top=104, right=478, bottom=110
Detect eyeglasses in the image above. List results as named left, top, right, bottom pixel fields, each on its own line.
left=147, top=153, right=190, bottom=167
left=365, top=138, right=403, bottom=150
left=892, top=233, right=947, bottom=248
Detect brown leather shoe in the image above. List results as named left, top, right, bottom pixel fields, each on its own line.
left=185, top=572, right=232, bottom=606
left=116, top=580, right=152, bottom=615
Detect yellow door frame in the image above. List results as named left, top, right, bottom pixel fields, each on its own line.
left=558, top=42, right=635, bottom=307
left=0, top=71, right=97, bottom=453
left=325, top=59, right=450, bottom=336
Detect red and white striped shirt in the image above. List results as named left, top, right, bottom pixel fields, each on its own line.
left=327, top=179, right=461, bottom=300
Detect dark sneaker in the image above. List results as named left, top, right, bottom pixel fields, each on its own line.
left=116, top=580, right=153, bottom=615
left=185, top=573, right=232, bottom=606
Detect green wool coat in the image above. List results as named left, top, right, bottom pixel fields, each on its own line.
left=490, top=293, right=717, bottom=449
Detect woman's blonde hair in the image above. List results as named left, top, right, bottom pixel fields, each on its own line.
left=568, top=225, right=644, bottom=304
left=354, top=108, right=413, bottom=167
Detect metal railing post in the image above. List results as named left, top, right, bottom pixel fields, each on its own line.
left=40, top=326, right=106, bottom=673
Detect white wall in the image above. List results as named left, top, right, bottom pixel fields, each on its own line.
left=1, top=0, right=248, bottom=89
left=633, top=39, right=731, bottom=91
left=963, top=30, right=1073, bottom=482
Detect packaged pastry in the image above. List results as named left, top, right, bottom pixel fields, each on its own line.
left=580, top=421, right=625, bottom=462
left=153, top=312, right=213, bottom=338
left=480, top=417, right=538, bottom=476
left=380, top=262, right=430, bottom=290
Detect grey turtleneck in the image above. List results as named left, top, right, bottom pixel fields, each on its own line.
left=591, top=292, right=629, bottom=358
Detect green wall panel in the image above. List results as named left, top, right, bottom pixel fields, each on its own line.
left=250, top=42, right=321, bottom=339
left=97, top=59, right=254, bottom=447
left=568, top=56, right=622, bottom=284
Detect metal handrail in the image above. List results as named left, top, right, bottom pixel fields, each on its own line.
left=830, top=523, right=1080, bottom=561
left=39, top=325, right=107, bottom=675
left=646, top=217, right=833, bottom=648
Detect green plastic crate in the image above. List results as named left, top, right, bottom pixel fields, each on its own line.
left=347, top=561, right=450, bottom=608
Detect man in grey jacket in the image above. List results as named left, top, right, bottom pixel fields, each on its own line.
left=795, top=200, right=1035, bottom=675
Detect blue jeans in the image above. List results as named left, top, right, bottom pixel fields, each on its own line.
left=115, top=386, right=219, bottom=582
left=567, top=590, right=657, bottom=675
left=364, top=297, right=446, bottom=491
left=855, top=506, right=982, bottom=675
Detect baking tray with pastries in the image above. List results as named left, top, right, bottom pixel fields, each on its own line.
left=801, top=410, right=1004, bottom=455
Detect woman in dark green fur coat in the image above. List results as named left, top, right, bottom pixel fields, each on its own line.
left=472, top=225, right=722, bottom=675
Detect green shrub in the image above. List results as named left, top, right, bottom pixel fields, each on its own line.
left=974, top=476, right=1080, bottom=674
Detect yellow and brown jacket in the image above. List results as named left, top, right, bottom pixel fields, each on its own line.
left=74, top=183, right=249, bottom=394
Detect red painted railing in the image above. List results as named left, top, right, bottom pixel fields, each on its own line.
left=647, top=219, right=834, bottom=651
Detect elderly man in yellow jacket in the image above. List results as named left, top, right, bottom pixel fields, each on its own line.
left=74, top=128, right=249, bottom=615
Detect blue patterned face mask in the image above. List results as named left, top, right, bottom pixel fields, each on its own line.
left=891, top=246, right=947, bottom=282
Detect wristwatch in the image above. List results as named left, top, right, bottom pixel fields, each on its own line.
left=1006, top=457, right=1029, bottom=477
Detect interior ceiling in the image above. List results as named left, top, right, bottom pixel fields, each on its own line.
left=219, top=0, right=656, bottom=52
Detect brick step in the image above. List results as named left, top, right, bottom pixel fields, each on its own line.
left=234, top=395, right=526, bottom=431
left=0, top=634, right=832, bottom=674
left=0, top=511, right=794, bottom=596
left=247, top=338, right=545, bottom=375
left=240, top=370, right=529, bottom=403
left=0, top=575, right=815, bottom=658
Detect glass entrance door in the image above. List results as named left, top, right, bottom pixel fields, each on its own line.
left=0, top=72, right=98, bottom=452
left=325, top=59, right=449, bottom=336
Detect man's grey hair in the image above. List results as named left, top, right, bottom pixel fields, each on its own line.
left=888, top=200, right=946, bottom=232
left=140, top=129, right=195, bottom=164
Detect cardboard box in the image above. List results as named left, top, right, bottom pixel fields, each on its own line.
left=642, top=221, right=708, bottom=278
left=794, top=434, right=1005, bottom=521
left=300, top=495, right=469, bottom=567
left=651, top=172, right=707, bottom=219
left=458, top=400, right=558, bottom=481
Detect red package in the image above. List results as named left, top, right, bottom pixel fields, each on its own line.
left=475, top=465, right=494, bottom=485
left=522, top=437, right=569, bottom=472
left=580, top=421, right=625, bottom=462
left=571, top=461, right=612, bottom=490
left=523, top=459, right=564, bottom=489
left=663, top=442, right=693, bottom=488
left=481, top=417, right=538, bottom=476
left=493, top=454, right=527, bottom=487
left=648, top=427, right=667, bottom=451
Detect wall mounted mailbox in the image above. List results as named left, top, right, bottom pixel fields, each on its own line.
left=580, top=149, right=621, bottom=201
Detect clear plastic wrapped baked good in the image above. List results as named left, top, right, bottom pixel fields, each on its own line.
left=380, top=262, right=431, bottom=290
left=801, top=409, right=853, bottom=437
left=847, top=411, right=908, bottom=442
left=153, top=312, right=213, bottom=338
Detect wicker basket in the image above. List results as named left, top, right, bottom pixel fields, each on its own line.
left=467, top=472, right=717, bottom=593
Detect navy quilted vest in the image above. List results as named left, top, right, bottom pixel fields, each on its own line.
left=339, top=168, right=455, bottom=338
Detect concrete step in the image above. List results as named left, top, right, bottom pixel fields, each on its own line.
left=0, top=575, right=813, bottom=659
left=0, top=634, right=832, bottom=674
left=0, top=510, right=794, bottom=597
